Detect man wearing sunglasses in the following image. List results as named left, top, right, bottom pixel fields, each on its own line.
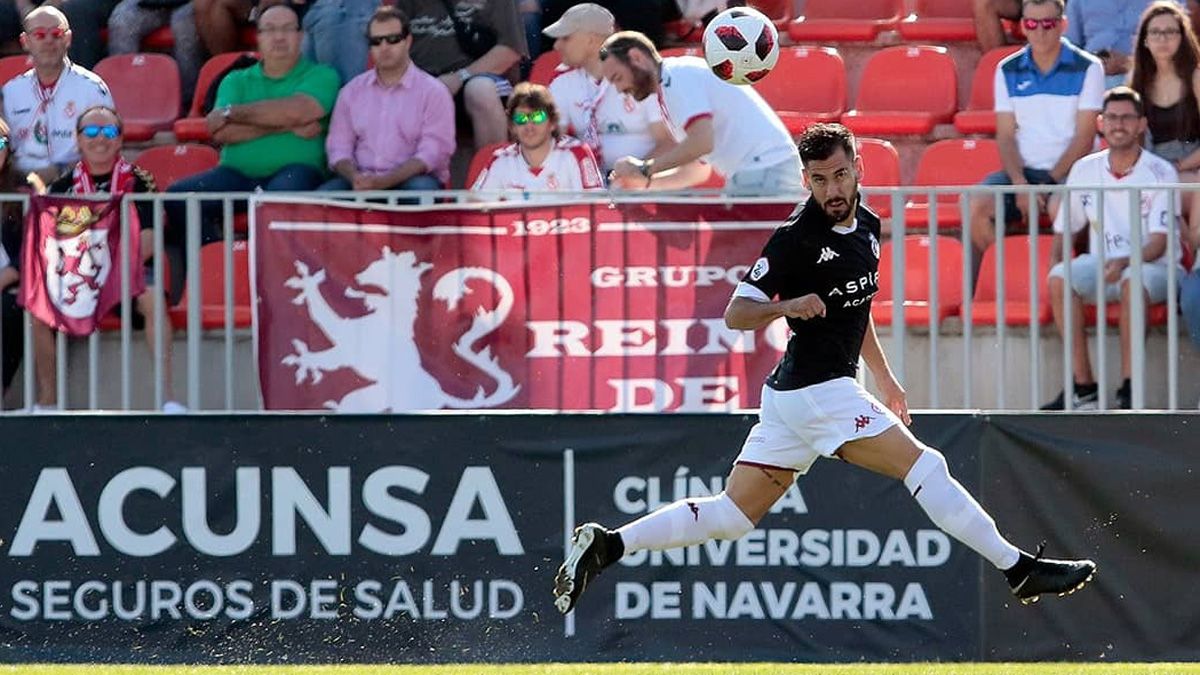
left=599, top=30, right=801, bottom=196
left=968, top=0, right=1105, bottom=260
left=321, top=6, right=455, bottom=194
left=1, top=6, right=114, bottom=188
left=34, top=105, right=185, bottom=413
left=471, top=82, right=604, bottom=198
left=165, top=3, right=340, bottom=244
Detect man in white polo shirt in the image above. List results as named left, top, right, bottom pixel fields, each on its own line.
left=1, top=6, right=114, bottom=186
left=598, top=30, right=801, bottom=195
left=543, top=4, right=693, bottom=179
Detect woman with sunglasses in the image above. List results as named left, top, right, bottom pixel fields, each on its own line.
left=471, top=82, right=604, bottom=199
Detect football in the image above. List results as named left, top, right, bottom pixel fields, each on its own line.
left=702, top=7, right=780, bottom=85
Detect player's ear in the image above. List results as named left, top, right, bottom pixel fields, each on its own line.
left=853, top=152, right=865, bottom=181
left=800, top=169, right=811, bottom=191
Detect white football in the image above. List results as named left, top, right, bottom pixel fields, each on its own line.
left=702, top=7, right=779, bottom=85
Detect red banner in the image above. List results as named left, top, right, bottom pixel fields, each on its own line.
left=253, top=198, right=800, bottom=412
left=19, top=195, right=144, bottom=337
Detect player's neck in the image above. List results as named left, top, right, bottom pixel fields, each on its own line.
left=583, top=57, right=603, bottom=80
left=521, top=140, right=552, bottom=168
left=375, top=60, right=409, bottom=86
left=1107, top=146, right=1141, bottom=177
left=35, top=60, right=65, bottom=86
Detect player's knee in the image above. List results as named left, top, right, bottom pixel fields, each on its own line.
left=902, top=448, right=948, bottom=494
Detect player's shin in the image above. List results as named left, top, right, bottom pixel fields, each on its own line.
left=903, top=448, right=1021, bottom=570
left=616, top=492, right=755, bottom=553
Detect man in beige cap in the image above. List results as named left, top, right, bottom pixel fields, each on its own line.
left=543, top=3, right=703, bottom=185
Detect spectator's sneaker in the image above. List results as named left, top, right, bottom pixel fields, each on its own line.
left=553, top=523, right=623, bottom=614
left=162, top=401, right=188, bottom=414
left=1115, top=379, right=1132, bottom=410
left=1004, top=544, right=1097, bottom=605
left=1040, top=383, right=1098, bottom=411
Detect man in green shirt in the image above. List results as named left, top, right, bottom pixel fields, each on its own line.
left=166, top=3, right=339, bottom=243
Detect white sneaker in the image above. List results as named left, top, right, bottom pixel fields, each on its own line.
left=162, top=401, right=188, bottom=414
left=29, top=403, right=59, bottom=414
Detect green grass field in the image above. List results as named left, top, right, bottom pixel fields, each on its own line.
left=4, top=665, right=1200, bottom=675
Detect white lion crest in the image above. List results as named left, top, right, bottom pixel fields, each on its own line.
left=282, top=246, right=520, bottom=411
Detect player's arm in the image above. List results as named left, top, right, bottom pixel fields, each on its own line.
left=861, top=315, right=911, bottom=425
left=725, top=291, right=825, bottom=330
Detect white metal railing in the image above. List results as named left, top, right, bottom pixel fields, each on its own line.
left=0, top=185, right=1195, bottom=412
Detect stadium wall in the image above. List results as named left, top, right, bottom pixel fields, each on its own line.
left=0, top=413, right=1194, bottom=663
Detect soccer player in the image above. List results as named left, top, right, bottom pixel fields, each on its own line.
left=553, top=123, right=1097, bottom=615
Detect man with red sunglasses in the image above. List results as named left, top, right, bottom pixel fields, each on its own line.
left=1, top=6, right=114, bottom=189
left=967, top=0, right=1105, bottom=260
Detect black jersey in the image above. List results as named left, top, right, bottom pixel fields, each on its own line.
left=738, top=197, right=882, bottom=391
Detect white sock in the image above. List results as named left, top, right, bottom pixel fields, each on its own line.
left=617, top=492, right=755, bottom=553
left=904, top=449, right=1021, bottom=570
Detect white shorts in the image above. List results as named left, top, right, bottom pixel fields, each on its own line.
left=735, top=378, right=902, bottom=475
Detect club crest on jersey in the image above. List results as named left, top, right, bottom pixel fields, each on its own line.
left=869, top=232, right=880, bottom=259
left=749, top=257, right=769, bottom=281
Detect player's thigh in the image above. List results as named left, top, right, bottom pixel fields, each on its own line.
left=835, top=424, right=924, bottom=481
left=725, top=462, right=795, bottom=524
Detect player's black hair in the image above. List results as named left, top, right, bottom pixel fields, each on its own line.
left=796, top=123, right=856, bottom=165
left=599, top=31, right=661, bottom=68
left=1103, top=86, right=1144, bottom=117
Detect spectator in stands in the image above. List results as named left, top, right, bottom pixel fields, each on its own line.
left=544, top=4, right=684, bottom=175
left=974, top=0, right=1022, bottom=52
left=968, top=0, right=1104, bottom=259
left=165, top=4, right=339, bottom=243
left=395, top=0, right=528, bottom=149
left=1066, top=0, right=1174, bottom=89
left=1130, top=3, right=1200, bottom=192
left=195, top=0, right=264, bottom=57
left=35, top=105, right=185, bottom=412
left=107, top=0, right=204, bottom=102
left=0, top=117, right=21, bottom=404
left=1042, top=88, right=1179, bottom=411
left=599, top=30, right=800, bottom=194
left=59, top=0, right=118, bottom=69
left=542, top=0, right=685, bottom=48
left=520, top=0, right=542, bottom=71
left=301, top=0, right=376, bottom=85
left=471, top=82, right=604, bottom=198
left=2, top=6, right=114, bottom=187
left=321, top=6, right=454, bottom=193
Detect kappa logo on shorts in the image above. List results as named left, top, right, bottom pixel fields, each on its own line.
left=853, top=415, right=872, bottom=432
left=687, top=501, right=700, bottom=521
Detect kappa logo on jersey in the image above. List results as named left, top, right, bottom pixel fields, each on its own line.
left=853, top=415, right=872, bottom=432
left=816, top=247, right=839, bottom=264
left=283, top=247, right=521, bottom=412
left=749, top=257, right=769, bottom=281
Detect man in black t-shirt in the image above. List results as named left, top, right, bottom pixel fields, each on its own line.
left=554, top=123, right=1098, bottom=616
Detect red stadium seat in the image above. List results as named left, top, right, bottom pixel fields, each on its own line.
left=174, top=52, right=257, bottom=142
left=905, top=139, right=1002, bottom=228
left=857, top=138, right=901, bottom=218
left=465, top=142, right=508, bottom=188
left=94, top=54, right=181, bottom=142
left=787, top=0, right=903, bottom=42
left=954, top=46, right=1022, bottom=135
left=529, top=50, right=564, bottom=86
left=840, top=46, right=958, bottom=136
left=971, top=235, right=1054, bottom=325
left=898, top=0, right=977, bottom=41
left=0, top=55, right=33, bottom=87
left=141, top=26, right=175, bottom=51
left=170, top=240, right=252, bottom=329
left=750, top=0, right=795, bottom=27
left=753, top=46, right=847, bottom=136
left=135, top=144, right=220, bottom=189
left=873, top=235, right=964, bottom=326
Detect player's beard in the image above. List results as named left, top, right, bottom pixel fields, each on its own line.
left=822, top=189, right=858, bottom=224
left=629, top=65, right=657, bottom=101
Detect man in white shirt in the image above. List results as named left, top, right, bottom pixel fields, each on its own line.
left=472, top=82, right=605, bottom=198
left=543, top=4, right=682, bottom=175
left=1043, top=87, right=1178, bottom=411
left=598, top=30, right=801, bottom=195
left=0, top=6, right=114, bottom=186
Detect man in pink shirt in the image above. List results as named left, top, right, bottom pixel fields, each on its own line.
left=320, top=6, right=456, bottom=193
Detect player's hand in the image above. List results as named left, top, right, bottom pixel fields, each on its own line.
left=877, top=375, right=911, bottom=426
left=1104, top=258, right=1128, bottom=284
left=781, top=294, right=825, bottom=320
left=438, top=73, right=464, bottom=96
left=610, top=156, right=646, bottom=183
left=294, top=121, right=322, bottom=139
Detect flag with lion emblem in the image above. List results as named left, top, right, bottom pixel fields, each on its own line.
left=19, top=195, right=144, bottom=336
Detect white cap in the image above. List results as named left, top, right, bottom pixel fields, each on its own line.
left=542, top=3, right=616, bottom=38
